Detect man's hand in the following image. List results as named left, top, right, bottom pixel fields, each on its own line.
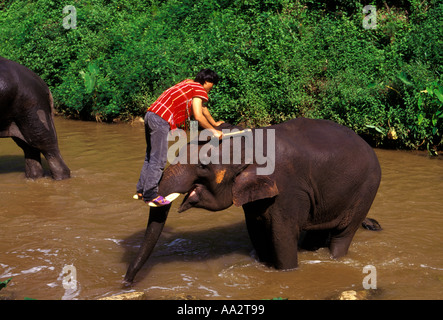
left=212, top=129, right=223, bottom=140
left=214, top=120, right=225, bottom=127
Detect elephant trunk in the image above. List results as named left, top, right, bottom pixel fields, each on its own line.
left=124, top=204, right=171, bottom=284
left=124, top=164, right=194, bottom=284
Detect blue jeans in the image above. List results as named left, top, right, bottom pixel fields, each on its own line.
left=136, top=111, right=170, bottom=202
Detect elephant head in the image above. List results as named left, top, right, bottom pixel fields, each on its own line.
left=162, top=154, right=278, bottom=213
left=124, top=124, right=278, bottom=283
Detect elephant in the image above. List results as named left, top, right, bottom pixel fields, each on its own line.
left=124, top=118, right=381, bottom=283
left=0, top=57, right=70, bottom=180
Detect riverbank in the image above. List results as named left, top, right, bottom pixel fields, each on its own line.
left=55, top=113, right=443, bottom=156
left=1, top=1, right=441, bottom=151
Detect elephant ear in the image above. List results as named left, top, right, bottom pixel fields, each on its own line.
left=232, top=166, right=279, bottom=207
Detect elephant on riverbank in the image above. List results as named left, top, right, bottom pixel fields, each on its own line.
left=0, top=57, right=70, bottom=180
left=124, top=119, right=382, bottom=283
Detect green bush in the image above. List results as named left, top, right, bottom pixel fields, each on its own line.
left=0, top=0, right=441, bottom=151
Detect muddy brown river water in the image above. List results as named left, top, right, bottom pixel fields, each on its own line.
left=1, top=117, right=442, bottom=300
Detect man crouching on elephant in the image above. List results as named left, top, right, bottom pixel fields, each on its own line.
left=135, top=69, right=224, bottom=206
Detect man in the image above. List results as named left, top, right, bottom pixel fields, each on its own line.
left=135, top=69, right=224, bottom=206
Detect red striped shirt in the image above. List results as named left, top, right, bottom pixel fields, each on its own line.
left=148, top=79, right=209, bottom=130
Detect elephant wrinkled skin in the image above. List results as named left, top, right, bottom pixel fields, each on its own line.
left=0, top=57, right=70, bottom=180
left=125, top=118, right=382, bottom=283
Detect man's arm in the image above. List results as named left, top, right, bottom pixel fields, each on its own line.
left=192, top=97, right=223, bottom=139
left=202, top=106, right=224, bottom=127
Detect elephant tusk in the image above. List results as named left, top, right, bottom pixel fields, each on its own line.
left=166, top=192, right=181, bottom=202
left=148, top=193, right=181, bottom=207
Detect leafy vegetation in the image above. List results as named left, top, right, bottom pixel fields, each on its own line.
left=0, top=278, right=11, bottom=291
left=0, top=0, right=441, bottom=151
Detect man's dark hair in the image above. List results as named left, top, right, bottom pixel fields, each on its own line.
left=194, top=69, right=219, bottom=85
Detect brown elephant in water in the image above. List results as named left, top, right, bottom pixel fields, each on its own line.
left=124, top=118, right=381, bottom=283
left=0, top=57, right=70, bottom=180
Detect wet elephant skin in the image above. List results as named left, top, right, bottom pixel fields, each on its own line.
left=0, top=56, right=70, bottom=180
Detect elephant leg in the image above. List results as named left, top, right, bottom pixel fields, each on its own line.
left=243, top=198, right=301, bottom=270
left=270, top=217, right=300, bottom=270
left=329, top=198, right=374, bottom=258
left=329, top=226, right=358, bottom=258
left=33, top=111, right=70, bottom=180
left=42, top=150, right=71, bottom=180
left=12, top=137, right=44, bottom=179
left=12, top=115, right=70, bottom=180
left=243, top=199, right=274, bottom=264
left=299, top=229, right=331, bottom=251
left=269, top=195, right=313, bottom=270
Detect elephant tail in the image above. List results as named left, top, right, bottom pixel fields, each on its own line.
left=361, top=217, right=382, bottom=231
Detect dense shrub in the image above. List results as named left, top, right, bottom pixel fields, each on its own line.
left=0, top=0, right=441, bottom=151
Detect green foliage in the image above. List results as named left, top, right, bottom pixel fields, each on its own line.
left=263, top=296, right=289, bottom=300
left=0, top=0, right=441, bottom=150
left=0, top=278, right=36, bottom=300
left=0, top=278, right=12, bottom=291
left=414, top=82, right=443, bottom=154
